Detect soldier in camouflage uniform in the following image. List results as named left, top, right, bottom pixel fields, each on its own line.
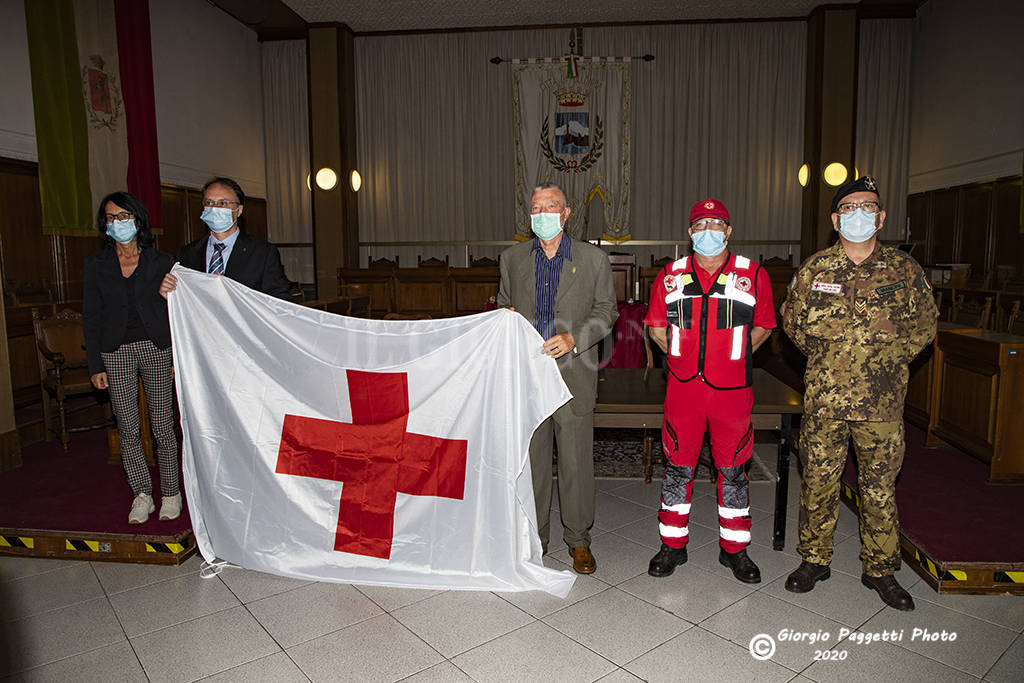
left=781, top=176, right=937, bottom=611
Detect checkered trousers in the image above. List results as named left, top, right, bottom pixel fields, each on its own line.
left=101, top=340, right=178, bottom=497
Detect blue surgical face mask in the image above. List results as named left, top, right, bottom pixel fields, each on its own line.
left=531, top=212, right=563, bottom=240
left=106, top=218, right=138, bottom=244
left=691, top=229, right=727, bottom=257
left=838, top=208, right=878, bottom=243
left=201, top=206, right=236, bottom=234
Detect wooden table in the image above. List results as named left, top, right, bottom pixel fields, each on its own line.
left=595, top=367, right=804, bottom=550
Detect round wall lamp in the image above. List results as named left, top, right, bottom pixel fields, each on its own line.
left=306, top=173, right=311, bottom=191
left=798, top=164, right=809, bottom=187
left=315, top=167, right=338, bottom=190
left=350, top=170, right=362, bottom=192
left=822, top=162, right=848, bottom=187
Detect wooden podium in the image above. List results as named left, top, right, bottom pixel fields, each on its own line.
left=931, top=331, right=1024, bottom=482
left=905, top=321, right=982, bottom=443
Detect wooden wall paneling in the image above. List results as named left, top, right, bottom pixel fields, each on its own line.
left=929, top=188, right=960, bottom=264
left=993, top=177, right=1024, bottom=280
left=242, top=197, right=268, bottom=242
left=158, top=185, right=190, bottom=255
left=186, top=190, right=206, bottom=248
left=56, top=235, right=97, bottom=302
left=0, top=159, right=55, bottom=296
left=906, top=192, right=931, bottom=264
left=959, top=184, right=994, bottom=286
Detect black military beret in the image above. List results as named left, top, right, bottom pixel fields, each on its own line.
left=830, top=175, right=881, bottom=213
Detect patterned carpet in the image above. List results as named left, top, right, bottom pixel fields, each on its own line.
left=586, top=428, right=774, bottom=480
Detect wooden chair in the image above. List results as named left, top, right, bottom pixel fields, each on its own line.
left=1004, top=278, right=1024, bottom=294
left=369, top=256, right=398, bottom=269
left=1007, top=301, right=1024, bottom=336
left=417, top=255, right=449, bottom=268
left=32, top=308, right=111, bottom=451
left=650, top=255, right=674, bottom=269
left=469, top=255, right=498, bottom=268
left=5, top=279, right=56, bottom=307
left=642, top=323, right=654, bottom=381
left=287, top=280, right=305, bottom=303
left=951, top=294, right=993, bottom=329
left=383, top=313, right=432, bottom=320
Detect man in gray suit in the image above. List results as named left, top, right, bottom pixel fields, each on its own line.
left=498, top=182, right=618, bottom=574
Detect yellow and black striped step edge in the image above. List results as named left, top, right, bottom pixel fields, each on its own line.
left=0, top=535, right=34, bottom=549
left=65, top=539, right=108, bottom=552
left=146, top=542, right=187, bottom=554
left=995, top=571, right=1024, bottom=584
left=912, top=546, right=966, bottom=581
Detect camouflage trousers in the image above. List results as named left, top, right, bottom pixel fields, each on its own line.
left=797, top=416, right=905, bottom=577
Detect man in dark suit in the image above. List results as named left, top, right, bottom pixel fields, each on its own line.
left=159, top=177, right=290, bottom=300
left=497, top=182, right=618, bottom=574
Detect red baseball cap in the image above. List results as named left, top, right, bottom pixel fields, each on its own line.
left=690, top=198, right=730, bottom=224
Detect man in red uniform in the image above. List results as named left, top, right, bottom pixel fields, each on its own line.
left=645, top=199, right=776, bottom=583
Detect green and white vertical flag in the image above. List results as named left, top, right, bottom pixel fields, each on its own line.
left=25, top=0, right=129, bottom=236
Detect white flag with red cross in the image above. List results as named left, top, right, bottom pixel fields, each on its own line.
left=167, top=265, right=575, bottom=597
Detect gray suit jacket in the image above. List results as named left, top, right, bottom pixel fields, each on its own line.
left=497, top=237, right=618, bottom=415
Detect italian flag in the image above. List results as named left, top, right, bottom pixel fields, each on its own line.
left=24, top=0, right=161, bottom=235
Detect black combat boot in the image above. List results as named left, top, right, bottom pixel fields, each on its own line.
left=719, top=548, right=761, bottom=583
left=648, top=544, right=688, bottom=577
left=785, top=561, right=831, bottom=593
left=862, top=574, right=915, bottom=611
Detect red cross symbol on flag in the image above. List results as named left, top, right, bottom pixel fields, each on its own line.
left=275, top=370, right=468, bottom=559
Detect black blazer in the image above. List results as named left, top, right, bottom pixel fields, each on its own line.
left=176, top=230, right=290, bottom=300
left=83, top=247, right=174, bottom=375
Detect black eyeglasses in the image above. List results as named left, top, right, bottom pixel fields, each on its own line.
left=836, top=201, right=880, bottom=215
left=105, top=211, right=134, bottom=222
left=202, top=199, right=239, bottom=209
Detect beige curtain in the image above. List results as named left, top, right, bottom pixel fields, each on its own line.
left=857, top=19, right=914, bottom=244
left=354, top=23, right=806, bottom=266
left=262, top=40, right=313, bottom=283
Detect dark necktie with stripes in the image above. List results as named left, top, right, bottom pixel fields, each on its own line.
left=208, top=242, right=226, bottom=274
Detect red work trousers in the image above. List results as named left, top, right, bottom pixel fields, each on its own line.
left=658, top=377, right=754, bottom=553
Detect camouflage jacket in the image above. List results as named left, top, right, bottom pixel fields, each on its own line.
left=781, top=241, right=938, bottom=421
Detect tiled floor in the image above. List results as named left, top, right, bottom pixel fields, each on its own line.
left=3, top=475, right=1023, bottom=682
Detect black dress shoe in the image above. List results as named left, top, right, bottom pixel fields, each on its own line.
left=785, top=561, right=831, bottom=593
left=648, top=544, right=688, bottom=577
left=862, top=574, right=915, bottom=611
left=719, top=548, right=761, bottom=584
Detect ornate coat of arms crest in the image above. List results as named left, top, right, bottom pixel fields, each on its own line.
left=81, top=55, right=123, bottom=131
left=509, top=57, right=632, bottom=243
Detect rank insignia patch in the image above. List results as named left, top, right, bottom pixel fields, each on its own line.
left=876, top=280, right=906, bottom=296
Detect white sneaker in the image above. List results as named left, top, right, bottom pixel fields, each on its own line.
left=159, top=493, right=182, bottom=521
left=128, top=493, right=155, bottom=524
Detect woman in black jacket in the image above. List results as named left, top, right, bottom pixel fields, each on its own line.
left=83, top=192, right=179, bottom=525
